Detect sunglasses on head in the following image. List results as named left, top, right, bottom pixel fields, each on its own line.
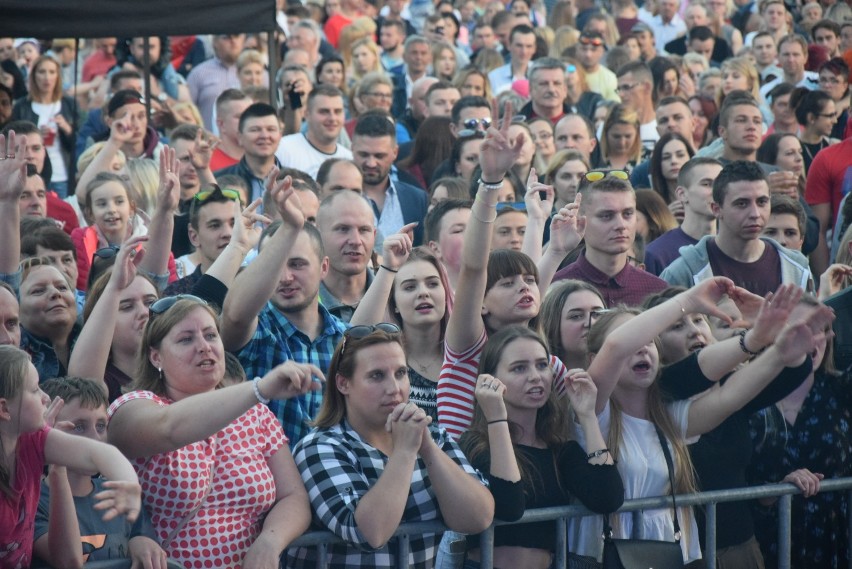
left=149, top=294, right=208, bottom=316
left=580, top=36, right=605, bottom=47
left=584, top=170, right=629, bottom=182
left=93, top=245, right=121, bottom=262
left=194, top=187, right=242, bottom=203
left=340, top=323, right=401, bottom=357
left=463, top=117, right=492, bottom=129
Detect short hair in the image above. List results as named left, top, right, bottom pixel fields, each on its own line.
left=689, top=26, right=715, bottom=43
left=317, top=190, right=373, bottom=229
left=2, top=119, right=39, bottom=138
left=451, top=95, right=490, bottom=126
left=41, top=377, right=109, bottom=410
left=316, top=158, right=348, bottom=188
left=657, top=95, right=691, bottom=110
left=767, top=81, right=795, bottom=105
left=353, top=110, right=397, bottom=141
left=21, top=226, right=76, bottom=260
left=712, top=160, right=766, bottom=205
left=425, top=80, right=456, bottom=104
left=791, top=87, right=832, bottom=126
left=677, top=156, right=722, bottom=188
left=215, top=88, right=250, bottom=115
left=285, top=5, right=311, bottom=18
left=509, top=24, right=536, bottom=43
left=170, top=123, right=201, bottom=143
left=294, top=19, right=321, bottom=41
left=616, top=60, right=652, bottom=83
left=307, top=84, right=344, bottom=109
left=769, top=194, right=806, bottom=236
left=277, top=167, right=319, bottom=194
left=382, top=19, right=406, bottom=35
left=425, top=198, right=472, bottom=243
left=777, top=34, right=807, bottom=55
left=528, top=56, right=566, bottom=82
left=578, top=175, right=635, bottom=212
left=238, top=102, right=277, bottom=132
left=812, top=19, right=841, bottom=39
left=236, top=49, right=264, bottom=72
left=718, top=90, right=760, bottom=127
left=491, top=11, right=514, bottom=30
left=189, top=185, right=235, bottom=230
left=109, top=69, right=142, bottom=92
left=404, top=35, right=430, bottom=52
left=819, top=57, right=850, bottom=80
left=753, top=30, right=775, bottom=44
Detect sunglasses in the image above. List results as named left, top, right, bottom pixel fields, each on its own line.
left=93, top=245, right=121, bottom=262
left=457, top=128, right=486, bottom=138
left=194, top=188, right=242, bottom=202
left=340, top=323, right=401, bottom=358
left=463, top=117, right=492, bottom=129
left=584, top=170, right=629, bottom=182
left=149, top=294, right=208, bottom=316
left=580, top=36, right=605, bottom=47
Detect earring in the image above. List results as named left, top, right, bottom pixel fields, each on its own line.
left=158, top=367, right=163, bottom=380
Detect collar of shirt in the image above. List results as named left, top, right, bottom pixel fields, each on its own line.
left=319, top=269, right=375, bottom=311
left=575, top=251, right=633, bottom=288
left=266, top=300, right=350, bottom=342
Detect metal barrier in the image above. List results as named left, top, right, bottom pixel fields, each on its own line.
left=284, top=476, right=852, bottom=569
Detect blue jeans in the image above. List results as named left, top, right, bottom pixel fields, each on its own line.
left=435, top=530, right=467, bottom=569
left=50, top=181, right=69, bottom=199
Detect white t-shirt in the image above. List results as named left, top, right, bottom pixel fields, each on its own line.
left=274, top=133, right=353, bottom=180
left=569, top=399, right=702, bottom=564
left=32, top=101, right=68, bottom=183
left=641, top=120, right=660, bottom=152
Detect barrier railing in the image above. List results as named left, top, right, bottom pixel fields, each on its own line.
left=285, top=476, right=852, bottom=569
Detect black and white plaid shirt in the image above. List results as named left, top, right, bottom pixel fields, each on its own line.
left=285, top=420, right=487, bottom=569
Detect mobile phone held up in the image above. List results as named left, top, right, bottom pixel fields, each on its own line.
left=288, top=86, right=302, bottom=110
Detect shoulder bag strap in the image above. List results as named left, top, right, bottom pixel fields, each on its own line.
left=654, top=424, right=681, bottom=541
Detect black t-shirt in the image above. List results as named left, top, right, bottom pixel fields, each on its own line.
left=707, top=239, right=781, bottom=297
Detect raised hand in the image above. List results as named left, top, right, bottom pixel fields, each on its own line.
left=190, top=128, right=218, bottom=172
left=767, top=171, right=800, bottom=199
left=475, top=374, right=508, bottom=422
left=565, top=369, right=597, bottom=420
left=747, top=284, right=804, bottom=348
left=108, top=235, right=149, bottom=291
left=231, top=198, right=271, bottom=254
left=94, top=479, right=142, bottom=522
left=524, top=167, right=554, bottom=221
left=668, top=199, right=685, bottom=223
left=818, top=264, right=852, bottom=301
left=258, top=361, right=325, bottom=401
left=478, top=101, right=525, bottom=183
left=681, top=277, right=738, bottom=323
left=108, top=114, right=136, bottom=145
left=548, top=193, right=585, bottom=254
left=265, top=168, right=305, bottom=229
left=0, top=131, right=28, bottom=203
left=156, top=146, right=180, bottom=212
left=774, top=303, right=834, bottom=367
left=381, top=223, right=416, bottom=271
left=728, top=287, right=765, bottom=324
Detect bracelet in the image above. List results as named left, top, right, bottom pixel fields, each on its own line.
left=379, top=264, right=398, bottom=273
left=487, top=418, right=508, bottom=425
left=252, top=377, right=271, bottom=405
left=478, top=177, right=504, bottom=191
left=737, top=330, right=762, bottom=357
left=586, top=448, right=610, bottom=460
left=471, top=208, right=497, bottom=223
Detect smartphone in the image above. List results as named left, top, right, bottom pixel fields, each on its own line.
left=288, top=87, right=302, bottom=110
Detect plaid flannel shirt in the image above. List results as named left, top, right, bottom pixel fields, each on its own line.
left=285, top=421, right=487, bottom=569
left=237, top=301, right=348, bottom=445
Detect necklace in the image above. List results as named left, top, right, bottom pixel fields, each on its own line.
left=408, top=353, right=440, bottom=373
left=802, top=138, right=827, bottom=165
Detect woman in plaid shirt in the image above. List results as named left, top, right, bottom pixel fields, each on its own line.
left=286, top=325, right=494, bottom=569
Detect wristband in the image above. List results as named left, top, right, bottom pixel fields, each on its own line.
left=379, top=264, right=398, bottom=273
left=487, top=418, right=508, bottom=425
left=586, top=448, right=610, bottom=460
left=252, top=377, right=271, bottom=405
left=478, top=177, right=504, bottom=191
left=737, top=330, right=762, bottom=357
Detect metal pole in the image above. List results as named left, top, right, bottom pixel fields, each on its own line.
left=480, top=526, right=495, bottom=569
left=778, top=494, right=792, bottom=569
left=143, top=37, right=151, bottom=118
left=397, top=534, right=410, bottom=569
left=267, top=31, right=277, bottom=107
left=317, top=542, right=328, bottom=569
left=848, top=490, right=852, bottom=569
left=704, top=502, right=717, bottom=569
left=554, top=517, right=567, bottom=569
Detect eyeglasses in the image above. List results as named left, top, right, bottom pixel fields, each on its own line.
left=463, top=117, right=492, bottom=129
left=579, top=36, right=605, bottom=47
left=93, top=245, right=121, bottom=262
left=340, top=323, right=401, bottom=358
left=819, top=75, right=843, bottom=85
left=616, top=83, right=639, bottom=93
left=818, top=112, right=838, bottom=119
left=584, top=170, right=629, bottom=182
left=365, top=92, right=393, bottom=100
left=149, top=294, right=208, bottom=316
left=194, top=187, right=242, bottom=202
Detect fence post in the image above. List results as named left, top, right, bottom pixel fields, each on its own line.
left=555, top=517, right=567, bottom=569
left=704, top=502, right=716, bottom=569
left=778, top=493, right=792, bottom=569
left=480, top=526, right=495, bottom=569
left=317, top=542, right=329, bottom=569
left=397, top=533, right=410, bottom=569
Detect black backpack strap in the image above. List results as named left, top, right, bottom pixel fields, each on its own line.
left=654, top=423, right=682, bottom=541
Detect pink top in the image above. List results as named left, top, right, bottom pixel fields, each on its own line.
left=108, top=391, right=287, bottom=569
left=437, top=331, right=568, bottom=439
left=0, top=426, right=49, bottom=568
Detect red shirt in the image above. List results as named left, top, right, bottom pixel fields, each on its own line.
left=804, top=137, right=852, bottom=225
left=552, top=251, right=668, bottom=307
left=209, top=147, right=240, bottom=172
left=46, top=192, right=80, bottom=235
left=82, top=50, right=117, bottom=82
left=324, top=13, right=354, bottom=49
left=0, top=426, right=49, bottom=569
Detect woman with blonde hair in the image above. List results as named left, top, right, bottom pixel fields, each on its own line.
left=474, top=48, right=505, bottom=75
left=338, top=17, right=377, bottom=70
left=718, top=57, right=766, bottom=115
left=552, top=26, right=580, bottom=59
left=600, top=104, right=644, bottom=171
left=547, top=1, right=576, bottom=30
left=347, top=38, right=382, bottom=90
left=125, top=158, right=159, bottom=216
left=432, top=41, right=459, bottom=82
left=454, top=68, right=493, bottom=102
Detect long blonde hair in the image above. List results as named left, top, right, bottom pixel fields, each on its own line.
left=0, top=346, right=32, bottom=499
left=719, top=57, right=762, bottom=107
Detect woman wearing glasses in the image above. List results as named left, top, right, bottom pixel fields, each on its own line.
left=107, top=295, right=320, bottom=569
left=817, top=58, right=850, bottom=141
left=285, top=324, right=494, bottom=569
left=791, top=87, right=839, bottom=174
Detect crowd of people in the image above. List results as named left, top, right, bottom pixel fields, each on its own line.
left=2, top=0, right=852, bottom=567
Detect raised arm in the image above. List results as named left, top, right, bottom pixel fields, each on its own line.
left=67, top=235, right=148, bottom=386
left=520, top=168, right=553, bottom=263
left=588, top=277, right=737, bottom=413
left=34, top=466, right=83, bottom=569
left=537, top=196, right=584, bottom=295
left=446, top=102, right=524, bottom=353
left=220, top=171, right=304, bottom=351
left=350, top=225, right=414, bottom=326
left=203, top=198, right=270, bottom=290
left=108, top=361, right=323, bottom=459
left=686, top=303, right=834, bottom=437
left=0, top=132, right=26, bottom=277
left=189, top=128, right=217, bottom=187
left=75, top=116, right=133, bottom=205
left=137, top=146, right=179, bottom=282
